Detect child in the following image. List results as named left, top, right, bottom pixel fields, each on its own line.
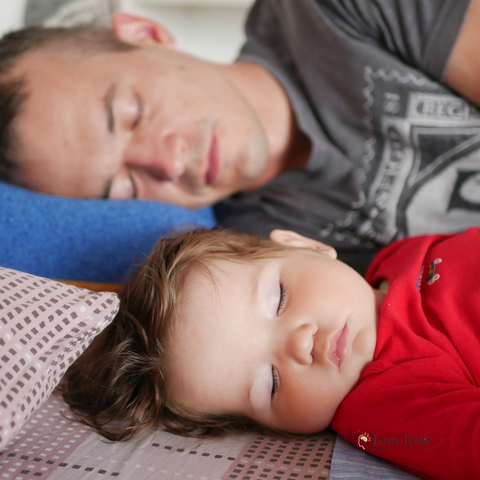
left=63, top=227, right=480, bottom=480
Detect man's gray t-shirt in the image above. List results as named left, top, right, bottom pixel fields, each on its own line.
left=215, top=0, right=477, bottom=273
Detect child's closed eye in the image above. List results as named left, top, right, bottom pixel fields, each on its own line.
left=277, top=281, right=287, bottom=314
left=271, top=366, right=279, bottom=397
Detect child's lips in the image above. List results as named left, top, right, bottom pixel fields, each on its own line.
left=327, top=324, right=349, bottom=368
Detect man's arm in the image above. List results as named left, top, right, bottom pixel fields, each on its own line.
left=446, top=0, right=480, bottom=104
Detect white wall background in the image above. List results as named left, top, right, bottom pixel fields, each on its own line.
left=0, top=0, right=28, bottom=37
left=120, top=1, right=250, bottom=62
left=0, top=0, right=250, bottom=63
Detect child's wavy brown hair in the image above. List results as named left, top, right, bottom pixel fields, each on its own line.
left=62, top=228, right=293, bottom=441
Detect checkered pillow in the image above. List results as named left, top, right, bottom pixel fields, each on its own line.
left=0, top=266, right=119, bottom=449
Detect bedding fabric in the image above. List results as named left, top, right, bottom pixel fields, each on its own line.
left=0, top=266, right=119, bottom=449
left=0, top=182, right=216, bottom=283
left=0, top=389, right=335, bottom=479
left=331, top=436, right=419, bottom=480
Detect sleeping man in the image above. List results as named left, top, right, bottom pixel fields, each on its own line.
left=2, top=0, right=480, bottom=272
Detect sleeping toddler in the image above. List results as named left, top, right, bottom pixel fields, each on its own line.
left=63, top=227, right=480, bottom=480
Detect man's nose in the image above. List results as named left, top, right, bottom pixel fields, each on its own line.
left=125, top=132, right=188, bottom=182
left=285, top=323, right=316, bottom=365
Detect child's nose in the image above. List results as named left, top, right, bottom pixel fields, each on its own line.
left=285, top=323, right=316, bottom=365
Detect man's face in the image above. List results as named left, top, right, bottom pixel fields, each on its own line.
left=168, top=238, right=382, bottom=434
left=12, top=42, right=269, bottom=208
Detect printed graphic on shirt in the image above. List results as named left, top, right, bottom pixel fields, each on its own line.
left=426, top=258, right=442, bottom=286
left=416, top=264, right=424, bottom=291
left=358, top=68, right=480, bottom=245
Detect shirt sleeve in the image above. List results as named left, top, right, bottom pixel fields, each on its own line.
left=318, top=0, right=471, bottom=81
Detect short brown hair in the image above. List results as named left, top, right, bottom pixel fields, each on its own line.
left=0, top=25, right=136, bottom=184
left=62, top=228, right=294, bottom=441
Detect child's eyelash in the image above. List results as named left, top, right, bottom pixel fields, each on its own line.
left=271, top=366, right=279, bottom=397
left=277, top=281, right=287, bottom=314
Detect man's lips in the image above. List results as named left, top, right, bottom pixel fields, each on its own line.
left=327, top=324, right=349, bottom=367
left=205, top=135, right=220, bottom=185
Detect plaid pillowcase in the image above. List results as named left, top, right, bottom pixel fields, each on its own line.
left=0, top=267, right=119, bottom=449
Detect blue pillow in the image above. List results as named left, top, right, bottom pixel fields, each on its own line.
left=0, top=182, right=216, bottom=283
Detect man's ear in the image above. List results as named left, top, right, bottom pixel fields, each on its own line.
left=269, top=229, right=337, bottom=259
left=112, top=12, right=177, bottom=48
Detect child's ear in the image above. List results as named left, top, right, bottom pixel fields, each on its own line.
left=112, top=12, right=177, bottom=48
left=269, top=229, right=337, bottom=259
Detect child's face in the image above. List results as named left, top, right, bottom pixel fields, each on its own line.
left=168, top=231, right=382, bottom=434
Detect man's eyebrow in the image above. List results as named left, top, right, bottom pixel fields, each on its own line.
left=101, top=84, right=117, bottom=198
left=103, top=84, right=117, bottom=135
